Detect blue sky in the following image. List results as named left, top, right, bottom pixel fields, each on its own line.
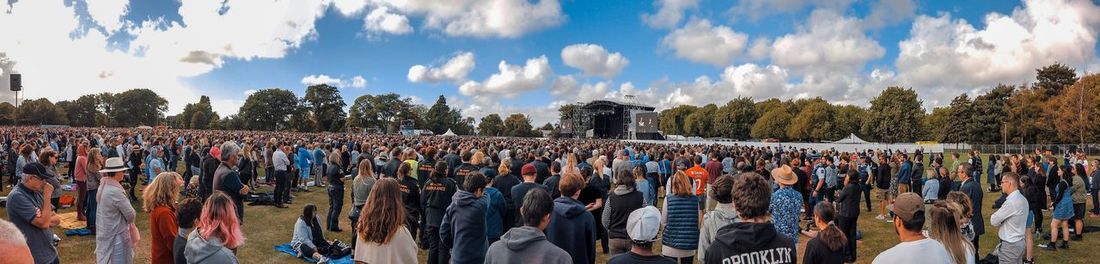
left=1, top=0, right=1098, bottom=124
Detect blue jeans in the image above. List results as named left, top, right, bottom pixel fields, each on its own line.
left=85, top=189, right=98, bottom=231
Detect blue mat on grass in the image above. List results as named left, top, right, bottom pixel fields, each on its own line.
left=274, top=243, right=353, bottom=264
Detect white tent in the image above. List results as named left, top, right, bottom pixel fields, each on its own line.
left=136, top=125, right=153, bottom=130
left=832, top=133, right=870, bottom=144
left=442, top=129, right=457, bottom=136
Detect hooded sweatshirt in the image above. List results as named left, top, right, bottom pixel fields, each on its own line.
left=601, top=185, right=644, bottom=240
left=440, top=190, right=488, bottom=264
left=545, top=196, right=597, bottom=264
left=485, top=226, right=572, bottom=264
left=698, top=204, right=738, bottom=262
left=184, top=230, right=238, bottom=264
left=704, top=222, right=796, bottom=264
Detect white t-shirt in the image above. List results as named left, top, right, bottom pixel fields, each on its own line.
left=872, top=238, right=955, bottom=264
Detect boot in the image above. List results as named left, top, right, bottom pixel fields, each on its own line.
left=1071, top=234, right=1083, bottom=241
left=1039, top=241, right=1056, bottom=251
left=1058, top=240, right=1069, bottom=249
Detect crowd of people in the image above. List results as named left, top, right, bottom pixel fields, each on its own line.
left=0, top=126, right=1097, bottom=264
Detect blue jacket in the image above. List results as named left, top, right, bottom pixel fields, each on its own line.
left=662, top=195, right=700, bottom=250
left=545, top=196, right=596, bottom=264
left=898, top=160, right=913, bottom=183
left=441, top=190, right=488, bottom=264
left=484, top=187, right=507, bottom=241
left=296, top=147, right=312, bottom=169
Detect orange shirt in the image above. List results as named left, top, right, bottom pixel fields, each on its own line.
left=150, top=206, right=177, bottom=264
left=685, top=165, right=709, bottom=196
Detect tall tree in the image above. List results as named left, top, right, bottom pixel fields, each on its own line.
left=1006, top=87, right=1055, bottom=144
left=237, top=88, right=299, bottom=131
left=348, top=93, right=413, bottom=133
left=94, top=92, right=117, bottom=126
left=1049, top=73, right=1100, bottom=143
left=786, top=101, right=833, bottom=141
left=177, top=96, right=218, bottom=129
left=659, top=105, right=697, bottom=136
left=1034, top=63, right=1078, bottom=97
left=754, top=98, right=785, bottom=115
left=713, top=97, right=757, bottom=140
left=0, top=102, right=15, bottom=125
left=942, top=94, right=972, bottom=143
left=751, top=108, right=792, bottom=140
left=831, top=105, right=865, bottom=140
left=558, top=103, right=580, bottom=121
left=503, top=113, right=536, bottom=137
left=478, top=114, right=505, bottom=136
left=303, top=84, right=347, bottom=132
left=109, top=88, right=167, bottom=127
left=56, top=94, right=104, bottom=127
left=423, top=95, right=464, bottom=134
left=923, top=107, right=952, bottom=141
left=860, top=87, right=924, bottom=143
left=16, top=98, right=67, bottom=125
left=684, top=104, right=718, bottom=137
left=969, top=84, right=1014, bottom=144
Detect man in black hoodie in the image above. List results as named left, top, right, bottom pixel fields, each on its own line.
left=440, top=172, right=489, bottom=264
left=545, top=172, right=597, bottom=264
left=705, top=173, right=796, bottom=264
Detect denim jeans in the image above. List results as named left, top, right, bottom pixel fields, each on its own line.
left=327, top=185, right=344, bottom=230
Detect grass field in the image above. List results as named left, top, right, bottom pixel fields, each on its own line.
left=1, top=152, right=1098, bottom=264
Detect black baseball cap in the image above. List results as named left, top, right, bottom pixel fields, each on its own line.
left=22, top=162, right=54, bottom=180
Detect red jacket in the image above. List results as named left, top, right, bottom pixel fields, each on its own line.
left=150, top=206, right=178, bottom=264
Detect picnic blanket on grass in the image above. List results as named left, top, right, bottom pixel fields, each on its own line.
left=274, top=243, right=354, bottom=264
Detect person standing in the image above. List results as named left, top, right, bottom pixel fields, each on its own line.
left=802, top=201, right=849, bottom=264
left=602, top=170, right=645, bottom=255
left=6, top=162, right=60, bottom=264
left=684, top=156, right=709, bottom=211
left=545, top=172, right=597, bottom=264
left=145, top=172, right=183, bottom=264
left=185, top=192, right=245, bottom=264
left=96, top=158, right=141, bottom=264
left=353, top=178, right=418, bottom=264
left=1041, top=166, right=1074, bottom=250
left=174, top=198, right=203, bottom=264
left=212, top=142, right=251, bottom=223
left=770, top=165, right=803, bottom=244
left=200, top=146, right=219, bottom=201
left=661, top=171, right=700, bottom=264
left=704, top=173, right=796, bottom=264
left=927, top=201, right=974, bottom=264
left=990, top=171, right=1028, bottom=263
left=697, top=175, right=737, bottom=263
left=348, top=159, right=376, bottom=249
left=421, top=162, right=457, bottom=264
left=272, top=142, right=291, bottom=208
left=485, top=189, right=572, bottom=264
left=324, top=152, right=346, bottom=232
left=836, top=169, right=861, bottom=262
left=871, top=193, right=954, bottom=264
left=958, top=163, right=984, bottom=253
left=607, top=206, right=675, bottom=264
left=440, top=172, right=490, bottom=264
left=511, top=163, right=548, bottom=227
left=74, top=143, right=89, bottom=221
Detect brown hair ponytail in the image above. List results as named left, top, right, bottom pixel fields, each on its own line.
left=814, top=201, right=848, bottom=251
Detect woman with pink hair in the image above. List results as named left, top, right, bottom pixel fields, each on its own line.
left=184, top=191, right=245, bottom=264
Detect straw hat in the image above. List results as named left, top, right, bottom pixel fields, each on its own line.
left=771, top=165, right=797, bottom=185
left=99, top=157, right=128, bottom=173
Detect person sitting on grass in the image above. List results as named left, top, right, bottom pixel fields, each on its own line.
left=291, top=204, right=344, bottom=264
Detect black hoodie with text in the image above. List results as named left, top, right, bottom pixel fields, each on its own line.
left=704, top=222, right=796, bottom=264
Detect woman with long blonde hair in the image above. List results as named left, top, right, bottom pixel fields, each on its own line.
left=145, top=172, right=183, bottom=264
left=354, top=178, right=417, bottom=264
left=929, top=201, right=974, bottom=264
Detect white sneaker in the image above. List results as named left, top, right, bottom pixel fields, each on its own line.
left=317, top=256, right=330, bottom=264
left=875, top=214, right=885, bottom=220
left=885, top=218, right=894, bottom=223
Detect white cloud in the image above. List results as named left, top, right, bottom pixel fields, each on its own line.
left=332, top=0, right=369, bottom=16
left=244, top=89, right=257, bottom=96
left=660, top=19, right=749, bottom=67
left=408, top=52, right=476, bottom=84
left=85, top=0, right=130, bottom=32
left=458, top=55, right=552, bottom=100
left=896, top=0, right=1100, bottom=105
left=728, top=0, right=852, bottom=21
left=363, top=6, right=412, bottom=35
left=560, top=44, right=629, bottom=78
left=367, top=0, right=565, bottom=38
left=770, top=10, right=885, bottom=74
left=641, top=0, right=699, bottom=29
left=300, top=74, right=367, bottom=88
left=864, top=0, right=917, bottom=29
left=350, top=76, right=367, bottom=88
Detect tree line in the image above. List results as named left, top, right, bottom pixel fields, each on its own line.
left=648, top=63, right=1099, bottom=144
left=0, top=84, right=550, bottom=137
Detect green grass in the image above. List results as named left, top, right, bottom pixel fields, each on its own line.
left=3, top=153, right=1099, bottom=264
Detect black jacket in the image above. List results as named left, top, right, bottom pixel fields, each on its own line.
left=836, top=182, right=860, bottom=218
left=533, top=159, right=551, bottom=184
left=453, top=163, right=479, bottom=191
left=421, top=177, right=457, bottom=228
left=704, top=222, right=796, bottom=264
left=200, top=153, right=219, bottom=200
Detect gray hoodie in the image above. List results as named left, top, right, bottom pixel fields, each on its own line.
left=485, top=226, right=572, bottom=264
left=698, top=203, right=739, bottom=262
left=185, top=230, right=239, bottom=264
